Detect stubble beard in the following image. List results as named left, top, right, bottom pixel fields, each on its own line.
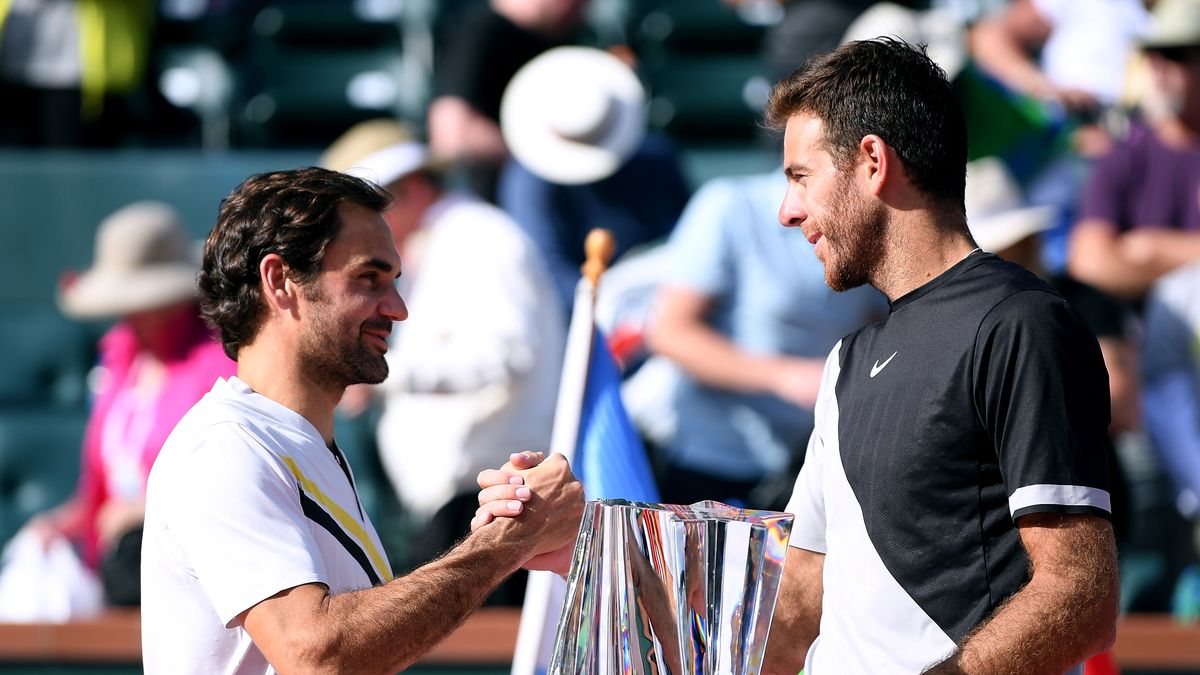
left=823, top=176, right=889, bottom=292
left=298, top=288, right=390, bottom=390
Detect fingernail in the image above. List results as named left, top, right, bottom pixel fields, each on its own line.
left=516, top=487, right=531, bottom=500
left=509, top=475, right=525, bottom=485
left=508, top=500, right=522, bottom=513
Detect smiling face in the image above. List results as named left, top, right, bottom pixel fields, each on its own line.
left=296, top=202, right=408, bottom=390
left=778, top=113, right=888, bottom=292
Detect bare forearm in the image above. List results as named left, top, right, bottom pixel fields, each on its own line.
left=969, top=20, right=1055, bottom=99
left=763, top=548, right=823, bottom=675
left=930, top=517, right=1119, bottom=675
left=1070, top=223, right=1200, bottom=298
left=428, top=97, right=507, bottom=163
left=1068, top=226, right=1162, bottom=298
left=308, top=526, right=525, bottom=673
left=649, top=318, right=779, bottom=394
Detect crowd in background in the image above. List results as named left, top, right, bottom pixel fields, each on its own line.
left=1, top=0, right=1199, bottom=631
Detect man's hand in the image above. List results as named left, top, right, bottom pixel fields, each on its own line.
left=472, top=451, right=584, bottom=575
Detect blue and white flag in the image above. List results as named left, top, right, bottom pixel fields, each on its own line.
left=511, top=269, right=660, bottom=675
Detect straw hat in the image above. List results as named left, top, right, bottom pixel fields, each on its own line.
left=59, top=202, right=199, bottom=320
left=965, top=157, right=1057, bottom=253
left=501, top=46, right=647, bottom=185
left=1143, top=0, right=1200, bottom=50
left=321, top=119, right=431, bottom=188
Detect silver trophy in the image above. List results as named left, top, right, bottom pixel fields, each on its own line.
left=550, top=499, right=794, bottom=675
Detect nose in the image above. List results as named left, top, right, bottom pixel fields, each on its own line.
left=778, top=185, right=808, bottom=228
left=382, top=283, right=409, bottom=322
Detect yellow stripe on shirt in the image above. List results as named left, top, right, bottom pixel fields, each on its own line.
left=282, top=456, right=393, bottom=583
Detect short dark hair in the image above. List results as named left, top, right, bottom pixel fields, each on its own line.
left=198, top=167, right=391, bottom=359
left=764, top=38, right=967, bottom=208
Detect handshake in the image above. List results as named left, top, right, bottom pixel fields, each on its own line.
left=470, top=451, right=586, bottom=576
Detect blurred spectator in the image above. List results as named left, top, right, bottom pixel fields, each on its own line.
left=969, top=0, right=1151, bottom=135
left=1141, top=261, right=1200, bottom=615
left=428, top=0, right=589, bottom=199
left=0, top=0, right=156, bottom=146
left=1068, top=0, right=1200, bottom=300
left=322, top=120, right=564, bottom=591
left=498, top=46, right=690, bottom=317
left=21, top=202, right=235, bottom=606
left=1143, top=261, right=1200, bottom=519
left=969, top=0, right=1153, bottom=275
left=760, top=0, right=878, bottom=84
left=644, top=171, right=887, bottom=509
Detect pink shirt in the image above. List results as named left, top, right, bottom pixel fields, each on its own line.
left=75, top=310, right=235, bottom=565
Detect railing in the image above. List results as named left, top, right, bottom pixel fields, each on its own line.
left=0, top=610, right=1196, bottom=670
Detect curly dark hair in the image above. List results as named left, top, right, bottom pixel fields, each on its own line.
left=764, top=37, right=967, bottom=209
left=198, top=167, right=391, bottom=359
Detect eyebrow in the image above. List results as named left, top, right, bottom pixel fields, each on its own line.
left=356, top=257, right=402, bottom=278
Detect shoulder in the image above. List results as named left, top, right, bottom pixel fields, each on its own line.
left=1091, top=121, right=1156, bottom=176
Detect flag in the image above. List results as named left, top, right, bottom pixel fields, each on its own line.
left=574, top=326, right=661, bottom=502
left=511, top=266, right=660, bottom=675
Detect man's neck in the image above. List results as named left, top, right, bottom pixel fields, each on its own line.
left=872, top=209, right=977, bottom=302
left=236, top=342, right=340, bottom=444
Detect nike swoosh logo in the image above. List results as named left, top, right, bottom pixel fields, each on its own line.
left=870, top=351, right=898, bottom=378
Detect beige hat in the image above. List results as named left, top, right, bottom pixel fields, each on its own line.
left=321, top=119, right=430, bottom=188
left=965, top=157, right=1057, bottom=253
left=1143, top=0, right=1200, bottom=50
left=501, top=46, right=647, bottom=185
left=841, top=2, right=968, bottom=79
left=59, top=202, right=199, bottom=320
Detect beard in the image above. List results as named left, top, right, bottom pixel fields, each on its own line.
left=819, top=174, right=889, bottom=292
left=298, top=287, right=390, bottom=389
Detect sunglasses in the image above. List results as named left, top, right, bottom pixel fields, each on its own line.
left=1148, top=46, right=1200, bottom=64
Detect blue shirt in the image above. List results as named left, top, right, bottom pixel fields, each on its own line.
left=663, top=171, right=887, bottom=480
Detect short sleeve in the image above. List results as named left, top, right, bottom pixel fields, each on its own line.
left=785, top=342, right=841, bottom=552
left=975, top=291, right=1112, bottom=520
left=665, top=178, right=740, bottom=294
left=166, top=423, right=326, bottom=627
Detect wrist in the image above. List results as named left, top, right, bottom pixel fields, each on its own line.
left=472, top=518, right=534, bottom=577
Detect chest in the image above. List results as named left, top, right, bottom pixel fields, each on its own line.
left=833, top=320, right=993, bottom=506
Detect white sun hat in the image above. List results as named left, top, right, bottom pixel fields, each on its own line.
left=965, top=157, right=1058, bottom=253
left=841, top=2, right=968, bottom=80
left=500, top=46, right=647, bottom=185
left=58, top=202, right=200, bottom=320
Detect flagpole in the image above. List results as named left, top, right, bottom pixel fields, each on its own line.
left=549, top=229, right=616, bottom=464
left=511, top=229, right=616, bottom=675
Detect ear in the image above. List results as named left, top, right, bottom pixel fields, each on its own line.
left=259, top=253, right=298, bottom=312
left=858, top=134, right=890, bottom=197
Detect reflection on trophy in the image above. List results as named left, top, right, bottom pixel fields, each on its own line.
left=550, top=499, right=793, bottom=675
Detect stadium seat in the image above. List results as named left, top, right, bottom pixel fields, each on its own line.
left=237, top=47, right=420, bottom=147
left=0, top=408, right=89, bottom=549
left=643, top=53, right=771, bottom=139
left=250, top=0, right=405, bottom=49
left=632, top=0, right=778, bottom=53
left=0, top=306, right=97, bottom=410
